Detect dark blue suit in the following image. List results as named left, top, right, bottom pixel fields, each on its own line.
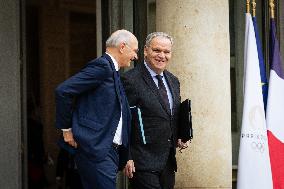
left=55, top=53, right=131, bottom=189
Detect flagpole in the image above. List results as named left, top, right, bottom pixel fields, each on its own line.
left=252, top=0, right=256, bottom=17
left=246, top=0, right=250, bottom=14
left=269, top=0, right=275, bottom=19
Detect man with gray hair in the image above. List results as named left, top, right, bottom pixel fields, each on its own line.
left=122, top=32, right=188, bottom=189
left=55, top=29, right=138, bottom=189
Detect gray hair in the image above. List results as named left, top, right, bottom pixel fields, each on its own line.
left=106, top=29, right=134, bottom=47
left=145, top=32, right=173, bottom=47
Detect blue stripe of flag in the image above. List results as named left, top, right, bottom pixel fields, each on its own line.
left=252, top=16, right=268, bottom=111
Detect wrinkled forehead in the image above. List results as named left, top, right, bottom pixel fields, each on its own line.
left=150, top=37, right=172, bottom=48
left=150, top=36, right=172, bottom=46
left=151, top=35, right=172, bottom=44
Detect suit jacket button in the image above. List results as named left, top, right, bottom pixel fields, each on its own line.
left=168, top=139, right=171, bottom=142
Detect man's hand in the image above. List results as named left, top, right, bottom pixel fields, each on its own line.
left=63, top=130, right=78, bottom=148
left=124, top=160, right=135, bottom=178
left=177, top=139, right=189, bottom=153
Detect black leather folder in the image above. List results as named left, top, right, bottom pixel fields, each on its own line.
left=178, top=99, right=193, bottom=142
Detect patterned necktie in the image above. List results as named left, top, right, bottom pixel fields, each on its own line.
left=156, top=75, right=170, bottom=112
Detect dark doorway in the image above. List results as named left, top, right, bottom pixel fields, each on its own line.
left=25, top=1, right=97, bottom=188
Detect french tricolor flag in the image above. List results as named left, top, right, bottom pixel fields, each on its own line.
left=266, top=18, right=284, bottom=189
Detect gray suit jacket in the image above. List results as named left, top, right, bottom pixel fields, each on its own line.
left=121, top=62, right=181, bottom=172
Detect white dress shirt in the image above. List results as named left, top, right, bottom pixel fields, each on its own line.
left=106, top=53, right=123, bottom=145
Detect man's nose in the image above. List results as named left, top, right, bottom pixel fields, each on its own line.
left=157, top=52, right=165, bottom=58
left=134, top=54, right=138, bottom=60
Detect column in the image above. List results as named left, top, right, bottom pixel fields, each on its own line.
left=0, top=0, right=22, bottom=188
left=156, top=1, right=232, bottom=188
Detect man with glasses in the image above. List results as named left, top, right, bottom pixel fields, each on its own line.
left=122, top=32, right=188, bottom=189
left=55, top=29, right=138, bottom=189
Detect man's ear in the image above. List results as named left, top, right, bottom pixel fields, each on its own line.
left=119, top=42, right=126, bottom=53
left=144, top=46, right=148, bottom=57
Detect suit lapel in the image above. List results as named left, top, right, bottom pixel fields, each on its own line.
left=104, top=54, right=131, bottom=147
left=164, top=71, right=178, bottom=115
left=103, top=54, right=122, bottom=104
left=138, top=63, right=171, bottom=115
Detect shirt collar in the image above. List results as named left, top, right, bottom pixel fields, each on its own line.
left=144, top=61, right=164, bottom=77
left=106, top=52, right=119, bottom=71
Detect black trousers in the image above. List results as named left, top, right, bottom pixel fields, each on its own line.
left=130, top=150, right=175, bottom=189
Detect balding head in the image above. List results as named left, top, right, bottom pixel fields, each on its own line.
left=106, top=29, right=137, bottom=48
left=106, top=29, right=138, bottom=68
